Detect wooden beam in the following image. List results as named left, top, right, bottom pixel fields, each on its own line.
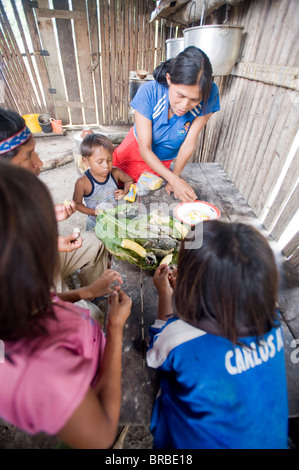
left=54, top=100, right=95, bottom=108
left=230, top=62, right=299, bottom=90
left=35, top=8, right=85, bottom=20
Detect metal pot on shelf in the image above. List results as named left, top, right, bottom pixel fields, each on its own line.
left=166, top=37, right=184, bottom=60
left=129, top=71, right=154, bottom=101
left=183, top=24, right=244, bottom=76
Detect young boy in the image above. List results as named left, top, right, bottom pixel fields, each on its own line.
left=73, top=133, right=134, bottom=231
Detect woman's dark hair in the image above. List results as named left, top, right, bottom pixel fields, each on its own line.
left=0, top=160, right=59, bottom=341
left=173, top=220, right=279, bottom=343
left=153, top=46, right=213, bottom=110
left=0, top=108, right=27, bottom=159
left=80, top=133, right=114, bottom=158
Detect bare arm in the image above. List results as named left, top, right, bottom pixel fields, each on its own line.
left=172, top=114, right=211, bottom=177
left=72, top=176, right=96, bottom=217
left=135, top=111, right=197, bottom=202
left=57, top=269, right=123, bottom=303
left=56, top=290, right=132, bottom=449
left=55, top=200, right=76, bottom=222
left=112, top=168, right=134, bottom=200
left=153, top=265, right=174, bottom=321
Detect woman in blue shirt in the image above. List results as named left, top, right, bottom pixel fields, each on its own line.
left=113, top=46, right=220, bottom=202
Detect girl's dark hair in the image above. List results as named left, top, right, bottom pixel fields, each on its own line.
left=153, top=46, right=213, bottom=110
left=173, top=220, right=279, bottom=343
left=0, top=160, right=59, bottom=341
left=80, top=133, right=114, bottom=158
left=0, top=108, right=27, bottom=159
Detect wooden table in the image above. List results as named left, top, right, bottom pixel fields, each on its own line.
left=111, top=163, right=299, bottom=425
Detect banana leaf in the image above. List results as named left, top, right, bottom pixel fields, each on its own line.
left=94, top=202, right=190, bottom=270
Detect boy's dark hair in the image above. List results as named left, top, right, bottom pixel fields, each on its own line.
left=0, top=108, right=27, bottom=159
left=153, top=46, right=213, bottom=111
left=0, top=160, right=59, bottom=341
left=80, top=133, right=114, bottom=158
left=173, top=220, right=279, bottom=343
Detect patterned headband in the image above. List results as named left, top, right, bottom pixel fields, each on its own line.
left=0, top=126, right=31, bottom=155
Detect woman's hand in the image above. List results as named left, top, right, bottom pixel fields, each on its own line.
left=154, top=265, right=175, bottom=320
left=168, top=266, right=177, bottom=289
left=55, top=201, right=77, bottom=222
left=83, top=269, right=124, bottom=300
left=153, top=265, right=173, bottom=295
left=166, top=176, right=197, bottom=202
left=107, top=290, right=132, bottom=330
left=58, top=233, right=83, bottom=252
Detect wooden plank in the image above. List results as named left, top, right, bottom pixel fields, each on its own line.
left=0, top=66, right=17, bottom=110
left=37, top=0, right=69, bottom=123
left=54, top=100, right=94, bottom=108
left=36, top=8, right=85, bottom=20
left=116, top=1, right=122, bottom=124
left=87, top=0, right=102, bottom=125
left=0, top=31, right=27, bottom=113
left=110, top=258, right=145, bottom=425
left=282, top=232, right=299, bottom=259
left=196, top=163, right=257, bottom=223
left=110, top=0, right=116, bottom=125
left=72, top=0, right=96, bottom=125
left=263, top=145, right=299, bottom=231
left=248, top=89, right=297, bottom=212
left=142, top=269, right=161, bottom=424
left=99, top=0, right=107, bottom=124
left=270, top=184, right=299, bottom=241
left=102, top=0, right=111, bottom=125
left=53, top=0, right=82, bottom=125
left=0, top=2, right=39, bottom=113
left=231, top=62, right=299, bottom=91
left=104, top=0, right=111, bottom=125
left=123, top=0, right=129, bottom=123
left=11, top=0, right=44, bottom=113
left=23, top=0, right=56, bottom=117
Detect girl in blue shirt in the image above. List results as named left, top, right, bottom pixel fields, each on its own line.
left=147, top=221, right=288, bottom=449
left=113, top=47, right=220, bottom=202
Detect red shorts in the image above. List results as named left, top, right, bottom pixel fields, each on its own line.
left=113, top=127, right=172, bottom=182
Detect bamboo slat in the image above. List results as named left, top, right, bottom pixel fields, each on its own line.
left=88, top=0, right=102, bottom=125
left=36, top=0, right=69, bottom=123
left=263, top=149, right=299, bottom=233
left=72, top=0, right=96, bottom=125
left=110, top=0, right=116, bottom=125
left=0, top=2, right=40, bottom=113
left=282, top=232, right=299, bottom=260
left=36, top=8, right=85, bottom=20
left=23, top=0, right=56, bottom=117
left=10, top=0, right=44, bottom=112
left=0, top=29, right=26, bottom=113
left=53, top=0, right=82, bottom=124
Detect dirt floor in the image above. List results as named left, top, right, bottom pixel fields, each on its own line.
left=0, top=127, right=153, bottom=450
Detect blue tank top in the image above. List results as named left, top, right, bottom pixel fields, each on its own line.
left=84, top=169, right=118, bottom=224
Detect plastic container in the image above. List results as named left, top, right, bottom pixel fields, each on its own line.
left=74, top=129, right=94, bottom=152
left=38, top=114, right=52, bottom=133
left=22, top=114, right=42, bottom=134
left=51, top=119, right=63, bottom=133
